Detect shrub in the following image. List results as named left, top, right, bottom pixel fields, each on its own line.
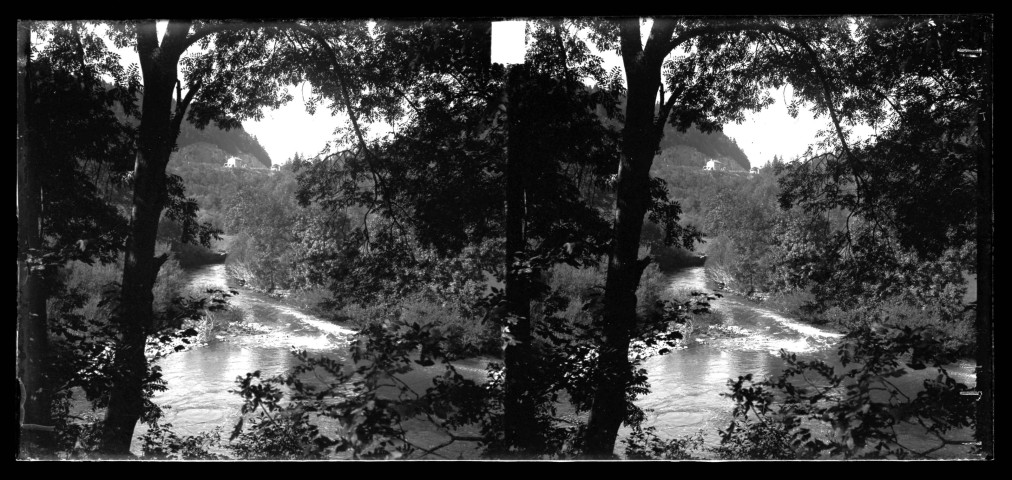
left=171, top=240, right=225, bottom=268
left=51, top=242, right=187, bottom=323
left=395, top=293, right=500, bottom=358
left=139, top=422, right=225, bottom=460
left=820, top=296, right=974, bottom=355
left=718, top=323, right=976, bottom=459
left=153, top=243, right=187, bottom=314
left=623, top=426, right=706, bottom=459
left=547, top=254, right=671, bottom=323
left=285, top=286, right=336, bottom=319
left=650, top=245, right=706, bottom=271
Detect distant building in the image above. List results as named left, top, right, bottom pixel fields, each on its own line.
left=704, top=159, right=725, bottom=171
left=224, top=155, right=269, bottom=169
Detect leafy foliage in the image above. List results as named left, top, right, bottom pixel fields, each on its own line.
left=47, top=282, right=235, bottom=457
left=623, top=426, right=705, bottom=460
left=23, top=17, right=988, bottom=460
left=703, top=172, right=833, bottom=296
left=719, top=323, right=975, bottom=459
left=28, top=23, right=138, bottom=267
left=139, top=422, right=225, bottom=460
left=776, top=16, right=986, bottom=306
left=223, top=289, right=717, bottom=459
left=228, top=322, right=486, bottom=459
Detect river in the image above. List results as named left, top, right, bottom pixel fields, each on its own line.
left=138, top=264, right=978, bottom=459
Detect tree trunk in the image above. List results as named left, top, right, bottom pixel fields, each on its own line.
left=974, top=27, right=993, bottom=458
left=100, top=23, right=183, bottom=455
left=584, top=20, right=668, bottom=457
left=501, top=64, right=538, bottom=456
left=17, top=20, right=54, bottom=455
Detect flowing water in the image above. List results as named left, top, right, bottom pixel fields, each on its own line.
left=136, top=263, right=487, bottom=458
left=629, top=266, right=977, bottom=458
left=139, top=264, right=977, bottom=459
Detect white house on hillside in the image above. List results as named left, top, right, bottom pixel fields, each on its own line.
left=704, top=159, right=724, bottom=171
left=224, top=157, right=240, bottom=168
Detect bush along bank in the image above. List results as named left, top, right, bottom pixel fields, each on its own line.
left=652, top=245, right=707, bottom=271
left=702, top=263, right=975, bottom=356
left=171, top=240, right=227, bottom=268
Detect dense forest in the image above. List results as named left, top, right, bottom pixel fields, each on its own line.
left=17, top=18, right=991, bottom=461
left=656, top=124, right=750, bottom=170
left=173, top=120, right=273, bottom=168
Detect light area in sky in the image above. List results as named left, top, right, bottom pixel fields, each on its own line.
left=243, top=84, right=350, bottom=163
left=156, top=20, right=167, bottom=45
left=63, top=20, right=841, bottom=168
left=722, top=87, right=834, bottom=166
left=491, top=21, right=527, bottom=65
left=247, top=62, right=830, bottom=168
left=232, top=19, right=841, bottom=167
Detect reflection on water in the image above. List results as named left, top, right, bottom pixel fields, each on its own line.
left=139, top=263, right=487, bottom=457
left=143, top=264, right=977, bottom=459
left=631, top=267, right=977, bottom=458
left=138, top=264, right=355, bottom=447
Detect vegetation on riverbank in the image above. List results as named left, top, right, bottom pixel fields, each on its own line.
left=19, top=17, right=988, bottom=460
left=695, top=154, right=977, bottom=357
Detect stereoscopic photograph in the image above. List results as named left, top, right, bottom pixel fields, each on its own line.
left=16, top=16, right=993, bottom=461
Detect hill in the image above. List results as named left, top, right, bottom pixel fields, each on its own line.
left=655, top=124, right=750, bottom=171
left=172, top=120, right=273, bottom=168
left=109, top=82, right=274, bottom=168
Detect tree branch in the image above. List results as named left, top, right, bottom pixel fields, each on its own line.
left=177, top=20, right=247, bottom=53
left=655, top=82, right=686, bottom=139
left=284, top=23, right=416, bottom=253
left=170, top=79, right=200, bottom=145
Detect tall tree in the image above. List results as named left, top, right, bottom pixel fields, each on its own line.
left=99, top=20, right=297, bottom=454
left=17, top=20, right=52, bottom=452
left=18, top=20, right=151, bottom=455
left=580, top=17, right=859, bottom=455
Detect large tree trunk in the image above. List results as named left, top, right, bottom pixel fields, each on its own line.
left=100, top=22, right=184, bottom=455
left=17, top=20, right=54, bottom=455
left=974, top=27, right=993, bottom=458
left=501, top=64, right=538, bottom=456
left=583, top=19, right=670, bottom=457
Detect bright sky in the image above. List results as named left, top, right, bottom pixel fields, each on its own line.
left=139, top=20, right=836, bottom=167
left=722, top=88, right=834, bottom=164
left=245, top=93, right=831, bottom=167
left=243, top=85, right=350, bottom=162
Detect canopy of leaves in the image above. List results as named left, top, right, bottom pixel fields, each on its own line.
left=775, top=16, right=987, bottom=307
left=28, top=23, right=140, bottom=266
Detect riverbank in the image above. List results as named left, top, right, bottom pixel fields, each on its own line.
left=702, top=266, right=976, bottom=357
left=157, top=263, right=978, bottom=460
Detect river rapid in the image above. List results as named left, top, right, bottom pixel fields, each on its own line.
left=137, top=264, right=977, bottom=459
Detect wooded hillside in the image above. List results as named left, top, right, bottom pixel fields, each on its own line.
left=655, top=124, right=750, bottom=170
